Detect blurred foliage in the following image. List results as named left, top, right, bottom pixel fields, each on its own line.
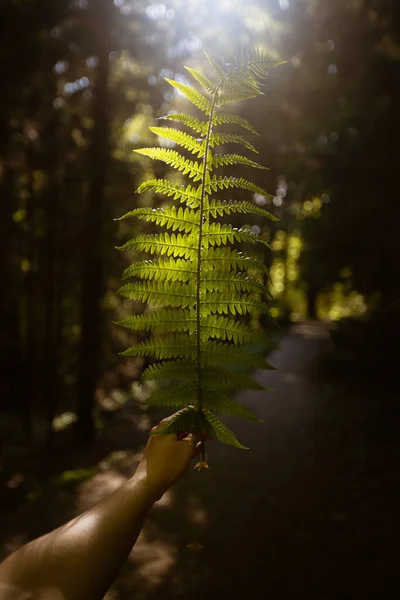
left=1, top=0, right=399, bottom=448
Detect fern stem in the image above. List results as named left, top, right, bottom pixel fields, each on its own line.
left=195, top=78, right=228, bottom=463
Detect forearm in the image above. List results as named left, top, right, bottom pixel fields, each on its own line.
left=0, top=471, right=159, bottom=600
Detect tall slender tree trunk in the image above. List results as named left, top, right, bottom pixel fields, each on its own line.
left=75, top=0, right=112, bottom=443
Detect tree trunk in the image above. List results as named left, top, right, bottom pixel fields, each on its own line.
left=306, top=283, right=318, bottom=320
left=75, top=1, right=112, bottom=443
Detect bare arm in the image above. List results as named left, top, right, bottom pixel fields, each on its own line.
left=0, top=420, right=200, bottom=600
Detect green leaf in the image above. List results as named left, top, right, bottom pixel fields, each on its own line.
left=150, top=127, right=206, bottom=157
left=201, top=247, right=269, bottom=275
left=200, top=291, right=268, bottom=316
left=205, top=199, right=278, bottom=221
left=209, top=133, right=258, bottom=153
left=185, top=66, right=216, bottom=95
left=204, top=412, right=249, bottom=449
left=145, top=382, right=198, bottom=408
left=121, top=335, right=197, bottom=360
left=203, top=392, right=261, bottom=422
left=152, top=408, right=211, bottom=435
left=116, top=206, right=200, bottom=234
left=212, top=154, right=267, bottom=170
left=165, top=78, right=212, bottom=114
left=133, top=148, right=205, bottom=181
left=199, top=315, right=254, bottom=345
left=117, top=280, right=197, bottom=309
left=141, top=359, right=198, bottom=383
left=122, top=258, right=196, bottom=283
left=205, top=176, right=270, bottom=197
left=136, top=179, right=201, bottom=207
left=212, top=112, right=259, bottom=136
left=202, top=223, right=270, bottom=249
left=116, top=309, right=197, bottom=335
left=117, top=232, right=198, bottom=259
left=158, top=113, right=208, bottom=136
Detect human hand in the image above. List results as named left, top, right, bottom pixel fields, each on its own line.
left=136, top=416, right=201, bottom=500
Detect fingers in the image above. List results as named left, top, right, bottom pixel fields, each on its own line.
left=180, top=432, right=200, bottom=448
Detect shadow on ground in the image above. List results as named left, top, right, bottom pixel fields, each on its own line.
left=1, top=322, right=399, bottom=600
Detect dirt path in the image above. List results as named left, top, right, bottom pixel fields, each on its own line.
left=1, top=323, right=399, bottom=599
left=110, top=322, right=399, bottom=600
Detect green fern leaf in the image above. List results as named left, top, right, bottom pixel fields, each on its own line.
left=206, top=199, right=278, bottom=221
left=158, top=113, right=208, bottom=136
left=116, top=50, right=283, bottom=458
left=133, top=148, right=205, bottom=181
left=141, top=359, right=198, bottom=383
left=117, top=232, right=198, bottom=259
left=204, top=411, right=249, bottom=449
left=212, top=154, right=266, bottom=170
left=204, top=51, right=227, bottom=80
left=165, top=78, right=212, bottom=114
left=199, top=315, right=254, bottom=345
left=202, top=223, right=270, bottom=249
left=116, top=309, right=197, bottom=335
left=122, top=258, right=196, bottom=283
left=201, top=247, right=270, bottom=275
left=209, top=133, right=258, bottom=153
left=202, top=366, right=269, bottom=391
left=152, top=408, right=212, bottom=436
left=149, top=127, right=206, bottom=157
left=116, top=206, right=200, bottom=234
left=145, top=382, right=198, bottom=408
left=201, top=271, right=266, bottom=294
left=117, top=280, right=197, bottom=309
left=203, top=392, right=260, bottom=422
left=212, top=112, right=259, bottom=136
left=205, top=176, right=269, bottom=196
left=200, top=291, right=268, bottom=316
left=136, top=179, right=201, bottom=207
left=121, top=334, right=197, bottom=360
left=185, top=66, right=216, bottom=95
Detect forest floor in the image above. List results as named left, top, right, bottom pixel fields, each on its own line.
left=1, top=321, right=399, bottom=600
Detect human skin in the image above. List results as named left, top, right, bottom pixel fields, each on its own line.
left=0, top=418, right=201, bottom=600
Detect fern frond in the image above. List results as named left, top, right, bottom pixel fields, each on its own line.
left=201, top=271, right=266, bottom=294
left=202, top=367, right=269, bottom=391
left=121, top=334, right=197, bottom=359
left=209, top=133, right=258, bottom=153
left=206, top=199, right=278, bottom=221
left=117, top=232, right=198, bottom=259
left=152, top=407, right=211, bottom=436
left=204, top=411, right=248, bottom=449
left=204, top=51, right=227, bottom=80
left=145, top=382, right=198, bottom=408
left=116, top=309, right=197, bottom=335
left=117, top=280, right=197, bottom=309
left=201, top=247, right=270, bottom=275
left=141, top=359, right=198, bottom=382
left=165, top=78, right=212, bottom=114
left=185, top=66, right=216, bottom=95
left=199, top=315, right=254, bottom=345
left=212, top=154, right=266, bottom=170
left=158, top=113, right=208, bottom=136
left=203, top=392, right=260, bottom=422
left=122, top=258, right=196, bottom=283
left=133, top=148, right=204, bottom=181
left=150, top=127, right=205, bottom=157
left=200, top=291, right=268, bottom=316
left=200, top=339, right=273, bottom=370
left=205, top=176, right=269, bottom=196
left=116, top=206, right=200, bottom=234
left=202, top=223, right=270, bottom=249
left=212, top=112, right=259, bottom=136
left=117, top=50, right=283, bottom=455
left=136, top=179, right=201, bottom=206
